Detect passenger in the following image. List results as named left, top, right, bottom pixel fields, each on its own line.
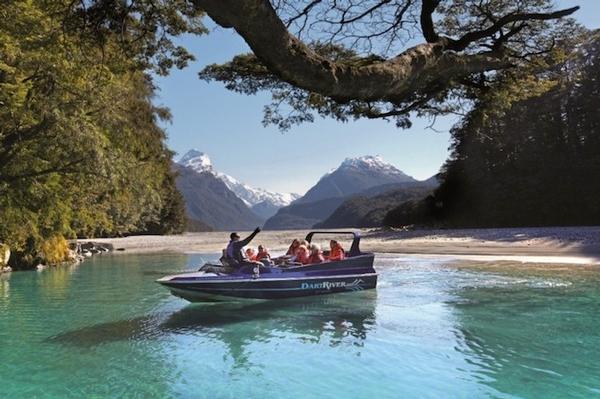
left=245, top=247, right=257, bottom=261
left=226, top=227, right=261, bottom=264
left=286, top=239, right=300, bottom=256
left=256, top=245, right=271, bottom=261
left=329, top=240, right=345, bottom=261
left=295, top=244, right=310, bottom=264
left=308, top=244, right=325, bottom=264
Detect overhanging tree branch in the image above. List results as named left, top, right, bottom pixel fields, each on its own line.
left=193, top=0, right=577, bottom=107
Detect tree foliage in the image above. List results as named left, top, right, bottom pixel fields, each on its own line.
left=0, top=1, right=189, bottom=267
left=384, top=31, right=600, bottom=228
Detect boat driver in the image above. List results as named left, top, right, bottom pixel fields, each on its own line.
left=226, top=227, right=261, bottom=265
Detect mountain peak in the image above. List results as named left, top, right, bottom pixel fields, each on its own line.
left=176, top=149, right=299, bottom=215
left=334, top=155, right=413, bottom=180
left=296, top=154, right=416, bottom=205
left=178, top=149, right=212, bottom=172
left=340, top=155, right=386, bottom=168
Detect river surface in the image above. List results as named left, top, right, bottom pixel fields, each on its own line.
left=1, top=253, right=600, bottom=398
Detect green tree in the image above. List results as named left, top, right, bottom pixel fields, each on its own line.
left=0, top=1, right=188, bottom=268
left=385, top=31, right=600, bottom=228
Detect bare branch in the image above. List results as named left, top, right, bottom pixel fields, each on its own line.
left=420, top=0, right=440, bottom=43
left=446, top=6, right=579, bottom=51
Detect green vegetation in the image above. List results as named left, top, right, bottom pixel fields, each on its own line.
left=385, top=31, right=600, bottom=228
left=0, top=1, right=197, bottom=268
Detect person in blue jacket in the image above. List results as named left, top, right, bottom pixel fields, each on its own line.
left=226, top=227, right=261, bottom=264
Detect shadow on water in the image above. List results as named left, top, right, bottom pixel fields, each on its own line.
left=46, top=291, right=377, bottom=366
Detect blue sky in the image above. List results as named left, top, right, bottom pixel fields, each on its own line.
left=155, top=0, right=599, bottom=194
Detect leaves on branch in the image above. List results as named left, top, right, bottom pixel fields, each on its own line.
left=197, top=0, right=582, bottom=130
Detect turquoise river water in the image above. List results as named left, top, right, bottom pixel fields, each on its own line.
left=1, top=253, right=600, bottom=398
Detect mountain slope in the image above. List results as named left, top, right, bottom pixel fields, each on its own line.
left=174, top=164, right=263, bottom=231
left=298, top=155, right=416, bottom=204
left=178, top=149, right=299, bottom=218
left=264, top=155, right=421, bottom=229
left=263, top=197, right=349, bottom=230
left=315, top=184, right=435, bottom=228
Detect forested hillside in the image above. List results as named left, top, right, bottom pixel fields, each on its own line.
left=0, top=1, right=195, bottom=268
left=385, top=32, right=600, bottom=228
left=316, top=184, right=434, bottom=228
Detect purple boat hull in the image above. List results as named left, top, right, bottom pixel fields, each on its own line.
left=157, top=254, right=377, bottom=301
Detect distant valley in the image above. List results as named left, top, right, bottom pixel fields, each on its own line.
left=175, top=150, right=299, bottom=230
left=175, top=151, right=436, bottom=231
left=264, top=156, right=437, bottom=230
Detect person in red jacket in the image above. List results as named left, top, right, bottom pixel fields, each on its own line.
left=245, top=247, right=257, bottom=261
left=329, top=240, right=345, bottom=261
left=308, top=244, right=325, bottom=264
left=256, top=245, right=271, bottom=261
left=295, top=244, right=310, bottom=264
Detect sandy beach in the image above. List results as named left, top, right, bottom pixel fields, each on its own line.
left=86, top=226, right=600, bottom=265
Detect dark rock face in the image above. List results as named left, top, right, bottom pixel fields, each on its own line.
left=174, top=164, right=264, bottom=231
left=316, top=184, right=435, bottom=228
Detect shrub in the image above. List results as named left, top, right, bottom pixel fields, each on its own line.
left=40, top=235, right=71, bottom=266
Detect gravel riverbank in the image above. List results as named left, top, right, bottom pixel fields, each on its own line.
left=84, top=226, right=600, bottom=265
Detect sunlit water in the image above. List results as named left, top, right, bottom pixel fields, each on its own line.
left=1, top=253, right=600, bottom=398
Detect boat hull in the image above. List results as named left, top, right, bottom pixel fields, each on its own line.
left=161, top=273, right=377, bottom=301
left=158, top=254, right=377, bottom=301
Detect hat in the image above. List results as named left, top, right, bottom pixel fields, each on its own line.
left=230, top=232, right=240, bottom=240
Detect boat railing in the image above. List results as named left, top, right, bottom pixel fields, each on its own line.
left=305, top=231, right=362, bottom=257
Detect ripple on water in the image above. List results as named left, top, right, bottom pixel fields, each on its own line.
left=1, top=254, right=600, bottom=398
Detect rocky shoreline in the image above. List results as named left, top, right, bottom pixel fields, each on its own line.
left=0, top=240, right=118, bottom=274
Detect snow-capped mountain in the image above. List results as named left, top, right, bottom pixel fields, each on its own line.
left=296, top=155, right=416, bottom=204
left=179, top=149, right=212, bottom=172
left=264, top=155, right=420, bottom=229
left=337, top=155, right=412, bottom=178
left=177, top=149, right=300, bottom=219
left=216, top=173, right=300, bottom=208
left=174, top=164, right=263, bottom=231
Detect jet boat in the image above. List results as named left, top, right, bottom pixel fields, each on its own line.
left=156, top=231, right=377, bottom=301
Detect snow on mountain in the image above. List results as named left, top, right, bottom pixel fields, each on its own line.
left=177, top=150, right=300, bottom=214
left=179, top=149, right=213, bottom=172
left=295, top=154, right=416, bottom=205
left=264, top=155, right=418, bottom=229
left=339, top=155, right=411, bottom=177
left=217, top=173, right=300, bottom=208
left=321, top=155, right=413, bottom=179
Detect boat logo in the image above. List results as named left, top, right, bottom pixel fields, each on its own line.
left=300, top=279, right=365, bottom=291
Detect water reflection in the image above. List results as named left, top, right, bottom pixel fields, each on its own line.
left=48, top=291, right=377, bottom=367
left=0, top=273, right=10, bottom=301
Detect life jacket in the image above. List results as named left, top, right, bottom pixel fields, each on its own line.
left=256, top=250, right=270, bottom=260
left=329, top=245, right=345, bottom=261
